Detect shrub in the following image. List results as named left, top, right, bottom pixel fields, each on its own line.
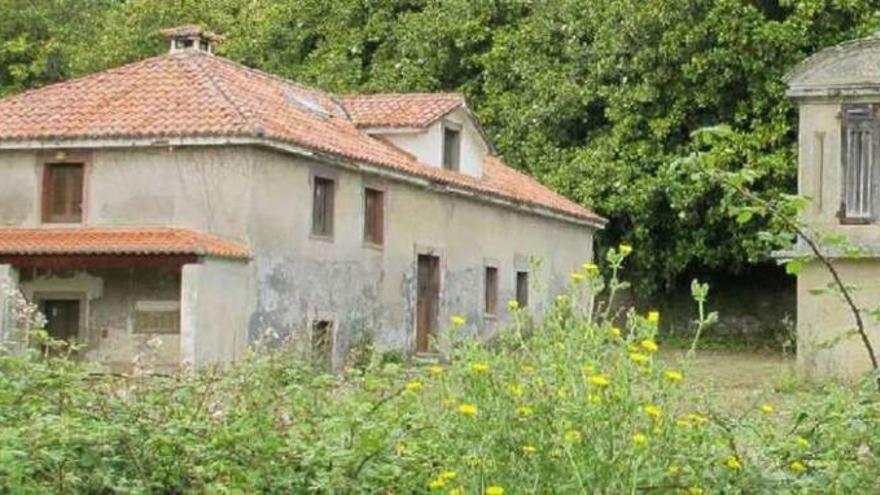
left=1, top=249, right=878, bottom=493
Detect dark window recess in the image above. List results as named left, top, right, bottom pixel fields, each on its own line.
left=516, top=271, right=529, bottom=309
left=485, top=266, right=498, bottom=316
left=311, top=320, right=334, bottom=367
left=43, top=163, right=84, bottom=223
left=842, top=104, right=877, bottom=222
left=364, top=188, right=384, bottom=245
left=312, top=176, right=335, bottom=236
left=442, top=126, right=461, bottom=171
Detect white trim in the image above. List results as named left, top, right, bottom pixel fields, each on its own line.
left=0, top=136, right=606, bottom=228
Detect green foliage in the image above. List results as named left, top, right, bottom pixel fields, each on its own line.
left=2, top=252, right=880, bottom=493
left=2, top=1, right=880, bottom=292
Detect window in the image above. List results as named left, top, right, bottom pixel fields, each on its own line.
left=364, top=187, right=384, bottom=245
left=312, top=176, right=335, bottom=237
left=516, top=271, right=529, bottom=309
left=442, top=125, right=461, bottom=171
left=485, top=266, right=498, bottom=316
left=842, top=105, right=876, bottom=221
left=43, top=163, right=84, bottom=223
left=311, top=319, right=334, bottom=369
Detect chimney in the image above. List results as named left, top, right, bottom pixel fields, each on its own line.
left=161, top=25, right=223, bottom=54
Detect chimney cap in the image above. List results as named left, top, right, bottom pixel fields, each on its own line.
left=161, top=25, right=223, bottom=54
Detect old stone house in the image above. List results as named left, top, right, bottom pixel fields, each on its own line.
left=0, top=26, right=605, bottom=372
left=785, top=33, right=880, bottom=380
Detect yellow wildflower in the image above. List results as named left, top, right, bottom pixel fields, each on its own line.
left=632, top=433, right=648, bottom=445
left=643, top=404, right=662, bottom=420
left=796, top=436, right=810, bottom=449
left=588, top=374, right=610, bottom=387
left=587, top=393, right=601, bottom=404
left=608, top=326, right=622, bottom=338
left=789, top=461, right=807, bottom=473
left=571, top=272, right=586, bottom=282
left=563, top=430, right=582, bottom=444
left=522, top=445, right=538, bottom=454
left=647, top=311, right=660, bottom=324
left=664, top=369, right=684, bottom=382
left=471, top=363, right=490, bottom=374
left=724, top=456, right=743, bottom=470
left=760, top=404, right=774, bottom=415
left=516, top=405, right=534, bottom=417
left=686, top=412, right=709, bottom=424
left=449, top=489, right=463, bottom=495
left=440, top=471, right=457, bottom=481
left=619, top=244, right=633, bottom=256
left=450, top=315, right=467, bottom=327
left=405, top=380, right=423, bottom=392
left=629, top=352, right=650, bottom=364
left=667, top=465, right=680, bottom=475
left=507, top=300, right=519, bottom=311
left=458, top=403, right=478, bottom=417
left=508, top=384, right=524, bottom=397
left=583, top=262, right=600, bottom=276
left=640, top=339, right=659, bottom=353
left=429, top=365, right=445, bottom=376
left=429, top=478, right=446, bottom=489
left=486, top=486, right=505, bottom=495
left=688, top=488, right=704, bottom=495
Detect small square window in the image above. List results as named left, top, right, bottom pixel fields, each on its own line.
left=312, top=176, right=335, bottom=237
left=485, top=266, right=498, bottom=316
left=442, top=126, right=461, bottom=171
left=516, top=271, right=529, bottom=309
left=43, top=163, right=84, bottom=223
left=364, top=188, right=384, bottom=245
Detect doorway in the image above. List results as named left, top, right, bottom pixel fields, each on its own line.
left=415, top=254, right=440, bottom=353
left=41, top=299, right=81, bottom=344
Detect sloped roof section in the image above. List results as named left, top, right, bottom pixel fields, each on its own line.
left=0, top=51, right=604, bottom=226
left=785, top=34, right=880, bottom=98
left=0, top=227, right=250, bottom=258
left=341, top=93, right=465, bottom=128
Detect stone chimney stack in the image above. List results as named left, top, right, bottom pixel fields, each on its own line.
left=161, top=25, right=223, bottom=54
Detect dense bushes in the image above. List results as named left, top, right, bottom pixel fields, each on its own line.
left=2, top=251, right=879, bottom=493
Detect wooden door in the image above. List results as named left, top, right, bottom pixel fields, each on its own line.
left=42, top=300, right=80, bottom=342
left=416, top=254, right=440, bottom=353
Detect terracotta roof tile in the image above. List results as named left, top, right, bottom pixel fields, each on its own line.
left=341, top=93, right=465, bottom=128
left=0, top=52, right=604, bottom=226
left=0, top=227, right=249, bottom=258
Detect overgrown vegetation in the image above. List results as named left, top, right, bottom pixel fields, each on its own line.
left=2, top=0, right=879, bottom=293
left=2, top=249, right=879, bottom=493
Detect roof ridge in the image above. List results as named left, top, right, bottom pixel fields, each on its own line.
left=183, top=54, right=265, bottom=137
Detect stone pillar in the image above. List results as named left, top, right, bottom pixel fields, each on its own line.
left=0, top=264, right=20, bottom=350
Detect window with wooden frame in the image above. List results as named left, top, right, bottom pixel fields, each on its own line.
left=312, top=176, right=335, bottom=237
left=442, top=124, right=461, bottom=171
left=841, top=104, right=877, bottom=223
left=364, top=187, right=384, bottom=246
left=515, top=271, right=529, bottom=309
left=484, top=266, right=499, bottom=316
left=42, top=163, right=84, bottom=223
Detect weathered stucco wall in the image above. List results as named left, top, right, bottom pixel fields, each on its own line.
left=181, top=258, right=252, bottom=367
left=0, top=264, right=19, bottom=346
left=0, top=145, right=595, bottom=366
left=797, top=260, right=880, bottom=381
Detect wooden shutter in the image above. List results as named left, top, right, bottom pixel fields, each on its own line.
left=842, top=105, right=876, bottom=221
left=312, top=177, right=335, bottom=236
left=43, top=163, right=84, bottom=223
left=364, top=188, right=384, bottom=245
left=485, top=266, right=498, bottom=315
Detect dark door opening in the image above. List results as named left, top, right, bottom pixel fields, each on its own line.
left=41, top=299, right=80, bottom=345
left=416, top=254, right=440, bottom=353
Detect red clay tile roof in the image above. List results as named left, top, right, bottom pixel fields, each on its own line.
left=0, top=227, right=250, bottom=258
left=341, top=93, right=465, bottom=128
left=0, top=51, right=604, bottom=226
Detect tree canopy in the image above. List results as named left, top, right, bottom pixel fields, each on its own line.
left=2, top=0, right=878, bottom=293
